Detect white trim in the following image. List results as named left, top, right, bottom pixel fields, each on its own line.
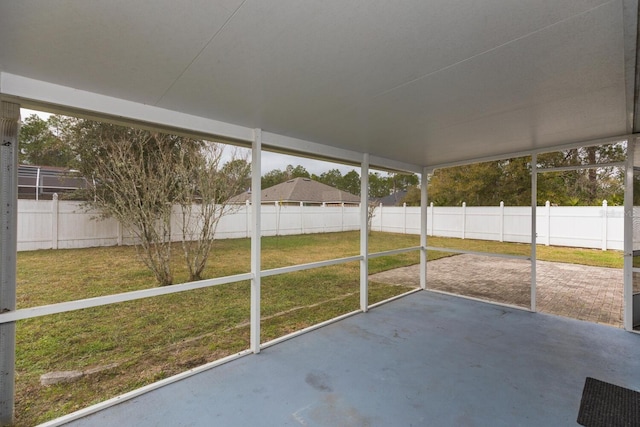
left=531, top=153, right=537, bottom=312
left=537, top=161, right=626, bottom=173
left=430, top=135, right=633, bottom=171
left=0, top=73, right=254, bottom=145
left=250, top=129, right=262, bottom=353
left=367, top=288, right=422, bottom=310
left=360, top=154, right=369, bottom=312
left=425, top=289, right=533, bottom=313
left=420, top=167, right=428, bottom=290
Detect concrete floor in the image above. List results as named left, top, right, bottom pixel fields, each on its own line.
left=64, top=291, right=640, bottom=427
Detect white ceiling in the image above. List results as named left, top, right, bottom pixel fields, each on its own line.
left=0, top=0, right=638, bottom=170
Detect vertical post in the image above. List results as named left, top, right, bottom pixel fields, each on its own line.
left=379, top=203, right=383, bottom=232
left=545, top=200, right=551, bottom=246
left=35, top=166, right=40, bottom=201
left=531, top=154, right=538, bottom=312
left=341, top=202, right=345, bottom=232
left=499, top=201, right=504, bottom=242
left=117, top=220, right=123, bottom=246
left=461, top=202, right=466, bottom=239
left=420, top=168, right=428, bottom=290
left=0, top=101, right=19, bottom=425
left=299, top=201, right=304, bottom=234
left=360, top=154, right=369, bottom=312
left=623, top=138, right=634, bottom=331
left=250, top=129, right=262, bottom=353
left=601, top=200, right=608, bottom=251
left=245, top=200, right=250, bottom=239
left=403, top=202, right=407, bottom=234
left=429, top=202, right=434, bottom=236
left=52, top=194, right=59, bottom=250
left=274, top=201, right=280, bottom=236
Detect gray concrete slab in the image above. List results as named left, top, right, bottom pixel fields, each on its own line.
left=64, top=291, right=640, bottom=427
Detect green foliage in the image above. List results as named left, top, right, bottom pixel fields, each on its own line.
left=18, top=114, right=75, bottom=167
left=428, top=143, right=626, bottom=206
left=261, top=164, right=310, bottom=188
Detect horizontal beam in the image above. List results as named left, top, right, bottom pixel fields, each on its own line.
left=260, top=255, right=363, bottom=278
left=537, top=161, right=626, bottom=173
left=1, top=73, right=423, bottom=174
left=0, top=272, right=253, bottom=323
left=367, top=246, right=422, bottom=259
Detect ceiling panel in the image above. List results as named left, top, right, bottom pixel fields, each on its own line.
left=0, top=0, right=635, bottom=169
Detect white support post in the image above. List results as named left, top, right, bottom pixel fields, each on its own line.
left=341, top=202, right=345, bottom=232
left=531, top=154, right=538, bottom=312
left=545, top=200, right=551, bottom=246
left=420, top=169, right=428, bottom=290
left=601, top=200, right=608, bottom=251
left=250, top=129, right=262, bottom=353
left=117, top=220, right=123, bottom=246
left=499, top=201, right=504, bottom=242
left=52, top=194, right=59, bottom=250
left=360, top=154, right=369, bottom=312
left=461, top=202, right=466, bottom=239
left=623, top=138, right=634, bottom=331
left=0, top=101, right=19, bottom=425
left=379, top=203, right=383, bottom=232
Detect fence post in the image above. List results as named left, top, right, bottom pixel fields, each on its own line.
left=379, top=203, right=383, bottom=232
left=52, top=193, right=59, bottom=250
left=499, top=201, right=504, bottom=242
left=245, top=200, right=250, bottom=238
left=341, top=202, right=345, bottom=232
left=403, top=203, right=407, bottom=234
left=429, top=202, right=434, bottom=236
left=300, top=202, right=304, bottom=234
left=545, top=200, right=551, bottom=246
left=602, top=200, right=608, bottom=251
left=462, top=202, right=466, bottom=239
left=117, top=221, right=123, bottom=246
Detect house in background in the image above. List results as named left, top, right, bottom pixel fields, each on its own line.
left=229, top=177, right=360, bottom=206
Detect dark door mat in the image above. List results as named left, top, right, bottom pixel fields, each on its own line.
left=577, top=377, right=640, bottom=427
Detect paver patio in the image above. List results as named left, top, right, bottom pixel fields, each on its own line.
left=370, top=254, right=623, bottom=327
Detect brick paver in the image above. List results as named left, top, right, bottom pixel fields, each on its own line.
left=369, top=254, right=623, bottom=328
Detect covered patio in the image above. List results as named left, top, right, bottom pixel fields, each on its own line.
left=1, top=1, right=640, bottom=425
left=63, top=291, right=640, bottom=426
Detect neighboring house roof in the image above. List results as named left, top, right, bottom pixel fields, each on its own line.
left=229, top=177, right=360, bottom=205
left=374, top=191, right=408, bottom=206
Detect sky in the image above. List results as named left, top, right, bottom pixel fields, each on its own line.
left=20, top=108, right=360, bottom=176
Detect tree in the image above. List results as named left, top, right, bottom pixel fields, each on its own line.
left=261, top=164, right=310, bottom=188
left=315, top=168, right=343, bottom=189
left=66, top=118, right=249, bottom=285
left=341, top=170, right=361, bottom=196
left=175, top=146, right=250, bottom=281
left=18, top=114, right=74, bottom=167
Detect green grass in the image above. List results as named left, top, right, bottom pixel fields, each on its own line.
left=13, top=232, right=621, bottom=425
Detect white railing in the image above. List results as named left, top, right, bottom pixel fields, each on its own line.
left=17, top=199, right=624, bottom=252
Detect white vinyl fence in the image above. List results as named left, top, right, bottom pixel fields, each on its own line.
left=370, top=201, right=624, bottom=251
left=17, top=198, right=624, bottom=252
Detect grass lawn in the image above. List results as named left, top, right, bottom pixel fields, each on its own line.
left=14, top=232, right=621, bottom=426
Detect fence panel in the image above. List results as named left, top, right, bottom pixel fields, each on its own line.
left=16, top=200, right=624, bottom=251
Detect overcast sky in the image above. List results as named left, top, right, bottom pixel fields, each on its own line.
left=20, top=108, right=360, bottom=176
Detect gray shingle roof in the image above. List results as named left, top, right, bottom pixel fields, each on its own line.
left=229, top=177, right=360, bottom=204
